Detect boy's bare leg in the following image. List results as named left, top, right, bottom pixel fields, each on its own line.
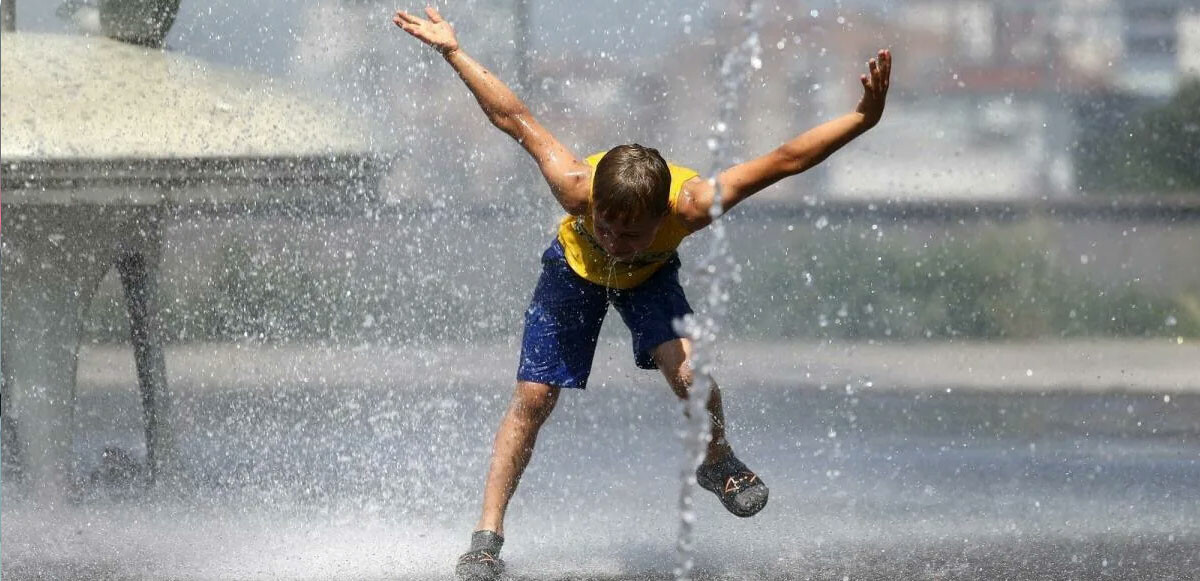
left=474, top=380, right=560, bottom=536
left=652, top=338, right=733, bottom=463
left=654, top=337, right=770, bottom=517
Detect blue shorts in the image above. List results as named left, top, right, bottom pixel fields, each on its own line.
left=517, top=239, right=694, bottom=389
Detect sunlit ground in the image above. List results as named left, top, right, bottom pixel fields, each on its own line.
left=3, top=341, right=1198, bottom=580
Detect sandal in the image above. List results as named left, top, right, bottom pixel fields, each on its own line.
left=695, top=455, right=769, bottom=517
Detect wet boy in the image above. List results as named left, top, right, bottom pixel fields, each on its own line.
left=393, top=7, right=891, bottom=580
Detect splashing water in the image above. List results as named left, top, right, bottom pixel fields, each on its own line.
left=671, top=3, right=762, bottom=580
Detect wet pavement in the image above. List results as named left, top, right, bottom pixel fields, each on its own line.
left=3, top=341, right=1198, bottom=580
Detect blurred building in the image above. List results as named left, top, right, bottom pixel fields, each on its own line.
left=1178, top=6, right=1200, bottom=78
left=816, top=0, right=1198, bottom=201
left=1057, top=0, right=1198, bottom=96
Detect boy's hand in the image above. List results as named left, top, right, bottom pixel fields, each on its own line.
left=855, top=49, right=891, bottom=128
left=393, top=6, right=459, bottom=56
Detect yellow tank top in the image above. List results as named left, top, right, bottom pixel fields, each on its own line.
left=557, top=152, right=700, bottom=289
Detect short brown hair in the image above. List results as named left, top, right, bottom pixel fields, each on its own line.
left=592, top=144, right=672, bottom=220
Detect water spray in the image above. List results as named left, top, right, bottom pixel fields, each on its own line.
left=672, top=3, right=762, bottom=580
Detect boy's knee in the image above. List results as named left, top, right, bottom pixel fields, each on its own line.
left=652, top=338, right=693, bottom=392
left=653, top=347, right=693, bottom=397
left=666, top=364, right=694, bottom=395
left=511, top=381, right=559, bottom=422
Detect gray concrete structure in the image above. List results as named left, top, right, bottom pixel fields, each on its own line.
left=0, top=30, right=384, bottom=505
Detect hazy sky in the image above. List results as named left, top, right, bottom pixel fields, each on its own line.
left=11, top=0, right=878, bottom=74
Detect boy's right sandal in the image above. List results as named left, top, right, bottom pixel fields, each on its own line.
left=695, top=455, right=769, bottom=517
left=455, top=530, right=505, bottom=581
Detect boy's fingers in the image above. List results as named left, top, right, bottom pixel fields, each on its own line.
left=395, top=11, right=422, bottom=25
left=860, top=74, right=870, bottom=90
left=881, top=51, right=892, bottom=92
left=426, top=6, right=444, bottom=23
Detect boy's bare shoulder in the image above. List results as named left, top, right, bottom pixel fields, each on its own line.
left=674, top=176, right=712, bottom=231
left=556, top=171, right=592, bottom=216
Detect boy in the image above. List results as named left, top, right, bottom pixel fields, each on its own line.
left=393, top=7, right=891, bottom=580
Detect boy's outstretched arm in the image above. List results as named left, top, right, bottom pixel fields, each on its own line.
left=393, top=7, right=591, bottom=215
left=677, top=50, right=892, bottom=231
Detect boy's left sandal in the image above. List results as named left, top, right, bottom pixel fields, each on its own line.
left=696, top=455, right=769, bottom=517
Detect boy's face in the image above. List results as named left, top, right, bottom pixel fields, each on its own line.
left=592, top=208, right=665, bottom=260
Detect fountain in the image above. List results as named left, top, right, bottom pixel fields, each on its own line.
left=0, top=3, right=386, bottom=506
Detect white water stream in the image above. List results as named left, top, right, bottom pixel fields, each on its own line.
left=672, top=3, right=763, bottom=580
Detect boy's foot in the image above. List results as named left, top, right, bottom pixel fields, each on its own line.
left=696, top=455, right=769, bottom=517
left=456, top=530, right=505, bottom=581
